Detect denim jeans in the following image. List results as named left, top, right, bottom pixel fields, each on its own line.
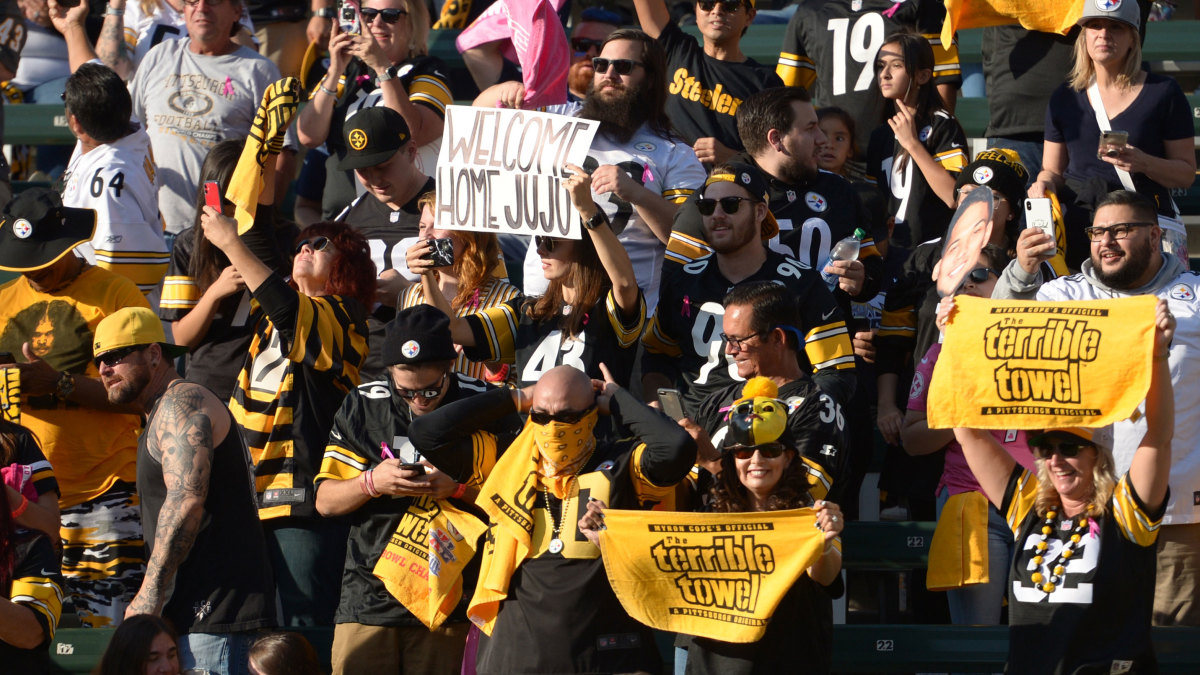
left=180, top=630, right=259, bottom=675
left=263, top=517, right=348, bottom=627
left=935, top=487, right=1013, bottom=626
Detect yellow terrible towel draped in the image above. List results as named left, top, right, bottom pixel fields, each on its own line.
left=941, top=0, right=1083, bottom=47
left=372, top=497, right=488, bottom=630
left=597, top=508, right=826, bottom=643
left=467, top=421, right=544, bottom=635
left=927, top=490, right=991, bottom=592
left=226, top=78, right=301, bottom=235
left=927, top=296, right=1156, bottom=430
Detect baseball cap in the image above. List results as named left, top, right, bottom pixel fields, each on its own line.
left=955, top=148, right=1028, bottom=210
left=338, top=106, right=411, bottom=172
left=93, top=307, right=188, bottom=360
left=1078, top=0, right=1140, bottom=30
left=0, top=188, right=96, bottom=272
left=1030, top=427, right=1114, bottom=451
left=701, top=162, right=779, bottom=240
left=382, top=305, right=458, bottom=366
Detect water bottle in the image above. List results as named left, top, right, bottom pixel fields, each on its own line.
left=820, top=228, right=866, bottom=291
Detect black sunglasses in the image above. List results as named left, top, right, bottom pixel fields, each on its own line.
left=729, top=443, right=788, bottom=460
left=394, top=373, right=445, bottom=401
left=360, top=7, right=407, bottom=23
left=530, top=404, right=596, bottom=425
left=535, top=236, right=565, bottom=253
left=696, top=196, right=753, bottom=216
left=294, top=236, right=332, bottom=255
left=94, top=344, right=146, bottom=369
left=1029, top=435, right=1094, bottom=459
left=697, top=0, right=743, bottom=11
left=966, top=267, right=999, bottom=284
left=592, top=58, right=643, bottom=76
left=571, top=38, right=604, bottom=54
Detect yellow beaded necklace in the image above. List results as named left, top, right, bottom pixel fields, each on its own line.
left=1030, top=504, right=1094, bottom=594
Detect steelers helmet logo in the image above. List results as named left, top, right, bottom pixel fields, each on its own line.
left=1097, top=0, right=1121, bottom=10
left=805, top=192, right=828, bottom=212
left=973, top=166, right=994, bottom=184
left=348, top=128, right=369, bottom=151
left=12, top=218, right=32, bottom=239
left=401, top=339, right=420, bottom=358
left=741, top=173, right=751, bottom=184
left=918, top=125, right=932, bottom=142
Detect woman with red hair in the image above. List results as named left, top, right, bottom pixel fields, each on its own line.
left=201, top=211, right=375, bottom=627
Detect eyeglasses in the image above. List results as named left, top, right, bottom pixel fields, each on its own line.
left=394, top=373, right=446, bottom=401
left=294, top=236, right=332, bottom=255
left=696, top=196, right=754, bottom=216
left=697, top=0, right=743, bottom=12
left=592, top=58, right=643, bottom=76
left=360, top=7, right=408, bottom=23
left=729, top=443, right=788, bottom=460
left=1029, top=435, right=1094, bottom=459
left=956, top=184, right=1007, bottom=202
left=720, top=331, right=764, bottom=352
left=529, top=404, right=596, bottom=425
left=182, top=0, right=228, bottom=6
left=535, top=236, right=565, bottom=253
left=1083, top=222, right=1154, bottom=242
left=571, top=38, right=604, bottom=54
left=965, top=267, right=999, bottom=284
left=94, top=345, right=146, bottom=369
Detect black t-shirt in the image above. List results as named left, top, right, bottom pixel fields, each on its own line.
left=778, top=0, right=958, bottom=160
left=656, top=21, right=783, bottom=151
left=159, top=209, right=298, bottom=398
left=693, top=378, right=846, bottom=501
left=644, top=249, right=849, bottom=415
left=138, top=381, right=277, bottom=633
left=463, top=289, right=645, bottom=389
left=317, top=373, right=522, bottom=626
left=982, top=26, right=1077, bottom=139
left=865, top=110, right=967, bottom=248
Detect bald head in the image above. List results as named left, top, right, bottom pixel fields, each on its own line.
left=531, top=366, right=595, bottom=415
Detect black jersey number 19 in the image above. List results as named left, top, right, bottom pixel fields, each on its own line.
left=826, top=13, right=886, bottom=96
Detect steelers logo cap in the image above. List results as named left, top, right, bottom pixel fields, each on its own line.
left=338, top=106, right=411, bottom=172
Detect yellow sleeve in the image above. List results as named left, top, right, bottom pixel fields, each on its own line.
left=1111, top=473, right=1165, bottom=547
left=1003, top=469, right=1039, bottom=538
left=777, top=52, right=817, bottom=89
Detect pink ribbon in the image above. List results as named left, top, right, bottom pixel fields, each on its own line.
left=222, top=77, right=234, bottom=96
left=682, top=295, right=691, bottom=317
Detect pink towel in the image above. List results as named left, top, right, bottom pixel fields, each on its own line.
left=456, top=0, right=569, bottom=108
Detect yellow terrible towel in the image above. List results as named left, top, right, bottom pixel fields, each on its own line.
left=928, top=491, right=991, bottom=592
left=226, top=78, right=300, bottom=235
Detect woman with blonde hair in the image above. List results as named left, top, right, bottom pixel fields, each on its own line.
left=1030, top=1, right=1195, bottom=267
left=401, top=192, right=520, bottom=382
left=952, top=299, right=1174, bottom=672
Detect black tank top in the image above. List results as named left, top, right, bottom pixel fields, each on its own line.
left=138, top=380, right=277, bottom=633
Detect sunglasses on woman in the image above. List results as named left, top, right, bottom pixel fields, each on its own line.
left=535, top=236, right=564, bottom=253
left=591, top=58, right=643, bottom=76
left=394, top=373, right=445, bottom=401
left=360, top=7, right=408, bottom=23
left=966, top=267, right=999, bottom=284
left=294, top=236, right=332, bottom=255
left=695, top=196, right=754, bottom=216
left=1029, top=436, right=1094, bottom=459
left=728, top=443, right=788, bottom=460
left=529, top=405, right=596, bottom=425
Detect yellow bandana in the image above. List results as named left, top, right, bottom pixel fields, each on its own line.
left=927, top=295, right=1156, bottom=430
left=534, top=409, right=599, bottom=498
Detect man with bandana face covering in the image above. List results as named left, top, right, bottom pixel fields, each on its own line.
left=409, top=364, right=696, bottom=673
left=993, top=189, right=1200, bottom=626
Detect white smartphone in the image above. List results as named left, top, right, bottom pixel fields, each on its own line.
left=657, top=388, right=686, bottom=422
left=1025, top=198, right=1056, bottom=255
left=338, top=0, right=360, bottom=34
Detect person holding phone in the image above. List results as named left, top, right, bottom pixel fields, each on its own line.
left=1031, top=0, right=1195, bottom=268
left=399, top=192, right=520, bottom=383
left=315, top=305, right=522, bottom=674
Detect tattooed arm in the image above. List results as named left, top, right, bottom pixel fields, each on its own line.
left=126, top=382, right=221, bottom=617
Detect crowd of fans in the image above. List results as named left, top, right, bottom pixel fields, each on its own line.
left=0, top=0, right=1197, bottom=673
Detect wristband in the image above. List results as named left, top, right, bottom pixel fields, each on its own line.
left=11, top=495, right=28, bottom=519
left=105, top=6, right=124, bottom=16
left=318, top=83, right=338, bottom=98
left=451, top=482, right=467, bottom=500
left=364, top=468, right=381, bottom=497
left=315, top=7, right=337, bottom=18
left=359, top=472, right=372, bottom=497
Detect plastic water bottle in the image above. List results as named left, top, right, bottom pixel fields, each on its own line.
left=820, top=228, right=866, bottom=291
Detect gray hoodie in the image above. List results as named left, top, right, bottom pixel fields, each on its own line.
left=992, top=252, right=1187, bottom=300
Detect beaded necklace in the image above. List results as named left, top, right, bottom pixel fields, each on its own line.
left=1030, top=504, right=1094, bottom=593
left=541, top=446, right=595, bottom=555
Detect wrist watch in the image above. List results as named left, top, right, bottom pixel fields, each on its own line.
left=582, top=210, right=608, bottom=231
left=377, top=64, right=400, bottom=83
left=314, top=7, right=337, bottom=18
left=56, top=371, right=75, bottom=400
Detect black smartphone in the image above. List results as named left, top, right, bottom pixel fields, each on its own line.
left=425, top=237, right=454, bottom=268
left=657, top=388, right=686, bottom=421
left=400, top=463, right=427, bottom=475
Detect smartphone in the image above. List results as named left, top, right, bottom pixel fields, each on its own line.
left=425, top=237, right=455, bottom=268
left=1025, top=198, right=1056, bottom=255
left=1098, top=130, right=1129, bottom=159
left=657, top=388, right=686, bottom=422
left=338, top=0, right=361, bottom=35
left=0, top=352, right=14, bottom=365
left=203, top=181, right=222, bottom=211
left=400, top=462, right=427, bottom=475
